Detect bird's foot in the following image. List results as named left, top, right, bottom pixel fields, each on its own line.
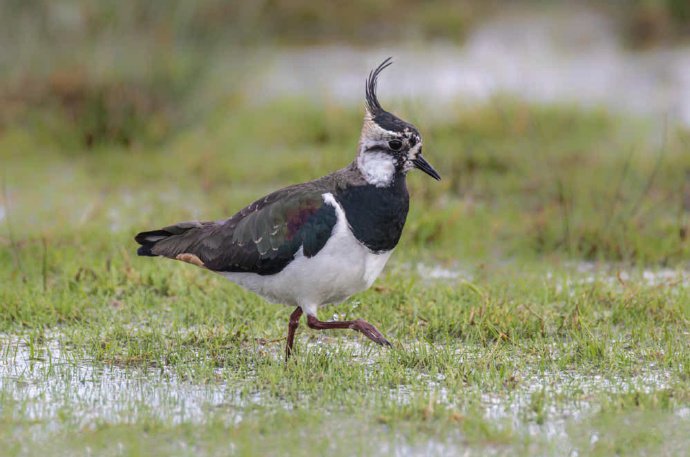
left=350, top=319, right=392, bottom=347
left=305, top=315, right=391, bottom=347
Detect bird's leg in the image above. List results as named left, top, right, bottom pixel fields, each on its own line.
left=306, top=314, right=391, bottom=347
left=285, top=306, right=303, bottom=362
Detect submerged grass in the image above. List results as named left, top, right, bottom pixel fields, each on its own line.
left=1, top=97, right=690, bottom=455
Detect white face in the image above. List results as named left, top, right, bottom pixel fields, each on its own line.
left=356, top=115, right=422, bottom=187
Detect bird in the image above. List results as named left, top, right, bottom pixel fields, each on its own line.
left=134, top=58, right=441, bottom=361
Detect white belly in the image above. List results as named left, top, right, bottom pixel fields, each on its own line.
left=220, top=193, right=393, bottom=316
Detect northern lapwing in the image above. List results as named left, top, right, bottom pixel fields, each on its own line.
left=135, top=58, right=441, bottom=360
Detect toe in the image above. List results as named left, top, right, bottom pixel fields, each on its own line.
left=354, top=320, right=392, bottom=347
left=371, top=333, right=391, bottom=346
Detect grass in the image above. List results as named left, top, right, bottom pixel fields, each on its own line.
left=2, top=93, right=690, bottom=456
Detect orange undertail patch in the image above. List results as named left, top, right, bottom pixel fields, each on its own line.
left=175, top=253, right=205, bottom=267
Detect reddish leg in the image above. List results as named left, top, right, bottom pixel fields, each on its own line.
left=285, top=306, right=303, bottom=362
left=306, top=314, right=392, bottom=347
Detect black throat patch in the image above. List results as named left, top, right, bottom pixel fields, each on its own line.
left=335, top=175, right=410, bottom=252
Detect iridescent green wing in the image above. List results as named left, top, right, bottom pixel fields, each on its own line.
left=141, top=184, right=338, bottom=275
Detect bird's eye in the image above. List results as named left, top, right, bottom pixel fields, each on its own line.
left=388, top=140, right=403, bottom=151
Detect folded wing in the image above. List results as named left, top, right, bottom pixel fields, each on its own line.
left=135, top=185, right=338, bottom=276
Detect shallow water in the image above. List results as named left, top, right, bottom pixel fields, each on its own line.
left=0, top=331, right=680, bottom=450
left=414, top=260, right=690, bottom=289
left=251, top=8, right=690, bottom=128
left=0, top=337, right=235, bottom=428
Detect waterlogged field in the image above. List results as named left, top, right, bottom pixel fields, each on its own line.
left=2, top=99, right=690, bottom=456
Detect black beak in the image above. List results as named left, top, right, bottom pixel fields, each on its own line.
left=412, top=154, right=441, bottom=181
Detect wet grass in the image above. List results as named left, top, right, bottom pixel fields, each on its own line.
left=2, top=99, right=690, bottom=456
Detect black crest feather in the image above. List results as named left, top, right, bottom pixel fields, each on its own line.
left=365, top=57, right=393, bottom=115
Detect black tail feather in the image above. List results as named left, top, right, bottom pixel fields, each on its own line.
left=137, top=244, right=157, bottom=256
left=134, top=222, right=208, bottom=258
left=134, top=229, right=174, bottom=257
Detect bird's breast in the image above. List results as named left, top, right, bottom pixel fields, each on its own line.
left=336, top=179, right=410, bottom=252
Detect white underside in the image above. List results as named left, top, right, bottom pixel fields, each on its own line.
left=220, top=193, right=393, bottom=316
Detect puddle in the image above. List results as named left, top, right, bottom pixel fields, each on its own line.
left=415, top=263, right=469, bottom=281
left=550, top=262, right=690, bottom=295
left=412, top=260, right=690, bottom=290
left=0, top=336, right=236, bottom=428
left=385, top=342, right=675, bottom=445
left=250, top=8, right=690, bottom=128
left=481, top=365, right=673, bottom=443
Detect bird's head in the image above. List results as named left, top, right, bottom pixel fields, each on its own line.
left=356, top=58, right=441, bottom=187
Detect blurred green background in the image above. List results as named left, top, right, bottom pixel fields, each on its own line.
left=2, top=0, right=690, bottom=148
left=2, top=0, right=690, bottom=266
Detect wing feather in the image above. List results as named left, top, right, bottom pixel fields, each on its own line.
left=144, top=184, right=338, bottom=276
